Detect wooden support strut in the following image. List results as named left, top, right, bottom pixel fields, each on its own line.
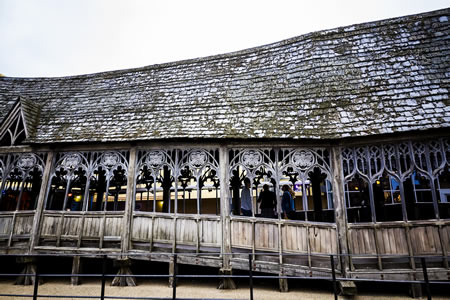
left=29, top=152, right=54, bottom=251
left=330, top=147, right=351, bottom=277
left=15, top=256, right=41, bottom=286
left=121, top=148, right=137, bottom=254
left=217, top=146, right=236, bottom=289
left=71, top=256, right=82, bottom=286
left=111, top=258, right=136, bottom=286
left=109, top=148, right=137, bottom=286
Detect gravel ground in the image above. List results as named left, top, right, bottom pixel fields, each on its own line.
left=1, top=278, right=449, bottom=300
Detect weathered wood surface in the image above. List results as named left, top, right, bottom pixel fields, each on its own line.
left=443, top=225, right=450, bottom=255
left=308, top=226, right=338, bottom=254
left=13, top=214, right=34, bottom=235
left=0, top=212, right=35, bottom=248
left=255, top=222, right=278, bottom=251
left=0, top=214, right=13, bottom=236
left=131, top=214, right=221, bottom=250
left=30, top=152, right=54, bottom=250
left=375, top=227, right=409, bottom=255
left=409, top=225, right=442, bottom=255
left=39, top=212, right=123, bottom=245
left=347, top=221, right=450, bottom=272
left=281, top=224, right=306, bottom=252
left=231, top=218, right=337, bottom=254
left=348, top=222, right=450, bottom=257
left=230, top=219, right=253, bottom=249
left=348, top=227, right=377, bottom=255
left=0, top=213, right=35, bottom=235
left=331, top=147, right=350, bottom=275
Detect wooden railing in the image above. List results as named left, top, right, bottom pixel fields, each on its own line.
left=0, top=211, right=35, bottom=249
left=347, top=220, right=450, bottom=277
left=37, top=211, right=123, bottom=250
left=130, top=212, right=222, bottom=266
left=230, top=216, right=340, bottom=274
left=1, top=208, right=449, bottom=280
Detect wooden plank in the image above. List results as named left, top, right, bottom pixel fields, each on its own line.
left=41, top=215, right=58, bottom=236
left=132, top=216, right=148, bottom=241
left=104, top=217, right=122, bottom=237
left=306, top=226, right=311, bottom=268
left=442, top=226, right=450, bottom=254
left=330, top=147, right=350, bottom=275
left=149, top=217, right=154, bottom=252
left=133, top=217, right=144, bottom=240
left=153, top=217, right=174, bottom=242
left=201, top=220, right=220, bottom=245
left=7, top=213, right=17, bottom=247
left=219, top=146, right=232, bottom=271
left=82, top=216, right=101, bottom=238
left=196, top=218, right=200, bottom=253
left=410, top=226, right=441, bottom=255
left=0, top=216, right=13, bottom=235
left=350, top=229, right=360, bottom=254
left=121, top=147, right=137, bottom=253
left=255, top=223, right=277, bottom=250
left=55, top=214, right=64, bottom=247
left=30, top=152, right=54, bottom=250
left=62, top=216, right=80, bottom=236
left=231, top=220, right=252, bottom=248
left=99, top=214, right=106, bottom=248
left=13, top=215, right=34, bottom=235
left=176, top=218, right=196, bottom=244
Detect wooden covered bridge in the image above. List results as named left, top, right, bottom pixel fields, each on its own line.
left=0, top=8, right=449, bottom=294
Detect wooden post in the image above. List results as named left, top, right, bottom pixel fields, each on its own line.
left=218, top=146, right=236, bottom=289
left=111, top=258, right=136, bottom=286
left=29, top=152, right=54, bottom=251
left=121, top=148, right=137, bottom=254
left=279, top=270, right=288, bottom=292
left=331, top=146, right=358, bottom=296
left=109, top=148, right=138, bottom=287
left=409, top=283, right=423, bottom=298
left=330, top=147, right=350, bottom=276
left=71, top=256, right=82, bottom=285
left=15, top=256, right=40, bottom=286
left=168, top=255, right=176, bottom=288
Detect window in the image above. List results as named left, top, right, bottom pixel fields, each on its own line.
left=46, top=151, right=129, bottom=212
left=0, top=153, right=46, bottom=211
left=134, top=149, right=220, bottom=215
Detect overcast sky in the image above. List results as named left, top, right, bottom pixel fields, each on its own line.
left=0, top=0, right=448, bottom=78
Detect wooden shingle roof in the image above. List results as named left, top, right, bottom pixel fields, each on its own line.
left=0, top=8, right=449, bottom=144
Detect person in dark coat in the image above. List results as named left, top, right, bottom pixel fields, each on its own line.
left=257, top=184, right=276, bottom=218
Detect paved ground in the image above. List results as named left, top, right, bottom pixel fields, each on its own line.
left=0, top=277, right=449, bottom=300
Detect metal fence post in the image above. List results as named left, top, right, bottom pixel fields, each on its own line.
left=172, top=254, right=177, bottom=300
left=421, top=257, right=431, bottom=300
left=330, top=255, right=338, bottom=300
left=249, top=254, right=253, bottom=300
left=32, top=258, right=39, bottom=300
left=101, top=255, right=107, bottom=300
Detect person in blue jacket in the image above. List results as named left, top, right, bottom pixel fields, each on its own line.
left=281, top=184, right=295, bottom=219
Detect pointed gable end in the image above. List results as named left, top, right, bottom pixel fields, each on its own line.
left=0, top=97, right=41, bottom=146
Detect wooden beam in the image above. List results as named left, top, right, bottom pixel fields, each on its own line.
left=71, top=256, right=82, bottom=285
left=29, top=151, right=54, bottom=251
left=218, top=146, right=236, bottom=289
left=121, top=148, right=137, bottom=254
left=330, top=146, right=350, bottom=276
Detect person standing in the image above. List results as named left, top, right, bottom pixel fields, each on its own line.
left=257, top=184, right=276, bottom=218
left=281, top=184, right=295, bottom=219
left=241, top=178, right=252, bottom=216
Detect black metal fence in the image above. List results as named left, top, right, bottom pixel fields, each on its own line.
left=0, top=253, right=449, bottom=300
